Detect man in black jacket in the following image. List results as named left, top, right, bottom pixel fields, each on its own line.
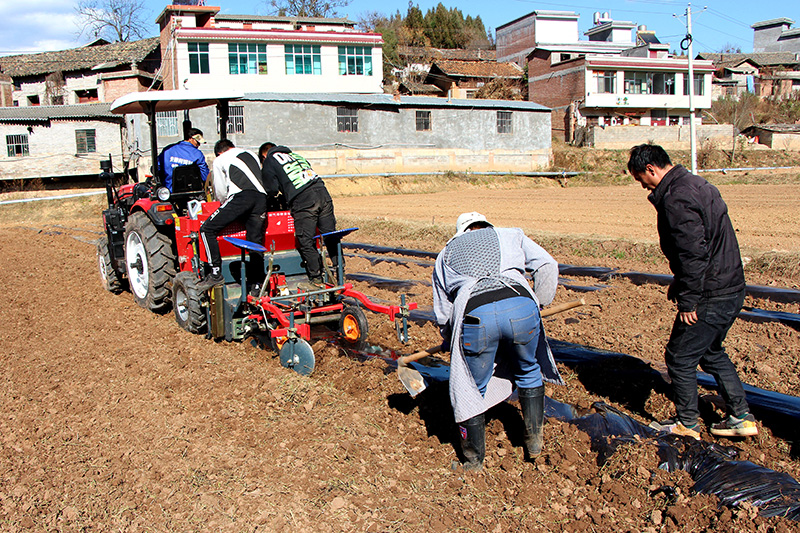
left=259, top=143, right=338, bottom=289
left=628, top=144, right=757, bottom=439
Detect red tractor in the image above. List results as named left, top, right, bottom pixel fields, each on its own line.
left=97, top=91, right=416, bottom=374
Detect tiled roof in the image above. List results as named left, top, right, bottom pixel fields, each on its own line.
left=0, top=37, right=160, bottom=78
left=398, top=81, right=442, bottom=95
left=743, top=124, right=800, bottom=133
left=430, top=60, right=523, bottom=78
left=697, top=52, right=800, bottom=68
left=0, top=103, right=118, bottom=123
left=397, top=46, right=496, bottom=62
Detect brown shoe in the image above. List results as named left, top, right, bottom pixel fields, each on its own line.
left=649, top=419, right=701, bottom=440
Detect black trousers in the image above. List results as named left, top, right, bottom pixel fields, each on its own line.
left=290, top=183, right=337, bottom=279
left=665, top=288, right=749, bottom=425
left=200, top=191, right=267, bottom=270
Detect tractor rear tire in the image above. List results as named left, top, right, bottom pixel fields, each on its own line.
left=97, top=236, right=124, bottom=294
left=173, top=271, right=207, bottom=334
left=339, top=305, right=369, bottom=344
left=124, top=211, right=176, bottom=312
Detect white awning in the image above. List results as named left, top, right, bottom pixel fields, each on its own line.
left=110, top=90, right=245, bottom=114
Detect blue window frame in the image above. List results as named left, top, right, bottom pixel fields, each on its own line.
left=338, top=46, right=372, bottom=76
left=228, top=43, right=267, bottom=75
left=285, top=44, right=321, bottom=75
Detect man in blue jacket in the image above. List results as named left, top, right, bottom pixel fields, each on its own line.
left=628, top=144, right=757, bottom=440
left=157, top=128, right=210, bottom=192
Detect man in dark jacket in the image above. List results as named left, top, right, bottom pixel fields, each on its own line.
left=259, top=143, right=338, bottom=288
left=628, top=144, right=757, bottom=439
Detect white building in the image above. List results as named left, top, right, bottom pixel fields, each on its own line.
left=157, top=4, right=384, bottom=94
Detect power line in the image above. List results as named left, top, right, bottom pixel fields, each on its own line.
left=705, top=7, right=755, bottom=30
left=694, top=21, right=750, bottom=46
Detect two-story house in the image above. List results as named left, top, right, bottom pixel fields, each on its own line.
left=0, top=38, right=161, bottom=107
left=156, top=4, right=384, bottom=93
left=509, top=10, right=716, bottom=144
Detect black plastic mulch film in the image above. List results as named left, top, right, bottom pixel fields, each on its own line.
left=340, top=243, right=800, bottom=520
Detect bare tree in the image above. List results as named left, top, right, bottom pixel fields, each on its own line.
left=76, top=0, right=152, bottom=42
left=266, top=0, right=351, bottom=18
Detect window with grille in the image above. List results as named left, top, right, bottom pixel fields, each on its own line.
left=75, top=129, right=96, bottom=154
left=6, top=134, right=29, bottom=157
left=188, top=42, right=210, bottom=74
left=228, top=43, right=267, bottom=75
left=596, top=71, right=616, bottom=93
left=285, top=44, right=321, bottom=75
left=216, top=105, right=245, bottom=134
left=415, top=110, right=431, bottom=131
left=156, top=111, right=180, bottom=137
left=497, top=111, right=513, bottom=134
left=337, top=46, right=373, bottom=76
left=337, top=107, right=358, bottom=133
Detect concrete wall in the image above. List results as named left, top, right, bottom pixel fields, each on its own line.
left=753, top=130, right=800, bottom=150
left=129, top=99, right=552, bottom=177
left=0, top=120, right=124, bottom=180
left=587, top=124, right=734, bottom=150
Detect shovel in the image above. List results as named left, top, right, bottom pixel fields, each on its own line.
left=397, top=298, right=587, bottom=396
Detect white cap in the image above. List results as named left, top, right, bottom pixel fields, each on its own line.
left=455, top=212, right=492, bottom=236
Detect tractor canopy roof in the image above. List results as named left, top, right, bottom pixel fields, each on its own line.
left=110, top=90, right=244, bottom=115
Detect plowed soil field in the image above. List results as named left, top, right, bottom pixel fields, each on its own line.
left=1, top=181, right=799, bottom=532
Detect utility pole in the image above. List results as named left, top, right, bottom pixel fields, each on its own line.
left=677, top=4, right=706, bottom=174
left=687, top=5, right=697, bottom=174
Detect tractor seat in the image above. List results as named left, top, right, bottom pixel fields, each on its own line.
left=170, top=164, right=206, bottom=205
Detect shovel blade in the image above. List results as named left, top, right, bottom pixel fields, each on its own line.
left=398, top=363, right=427, bottom=397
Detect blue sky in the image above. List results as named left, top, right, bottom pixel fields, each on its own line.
left=0, top=0, right=797, bottom=56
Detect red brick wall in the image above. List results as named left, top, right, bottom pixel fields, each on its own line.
left=160, top=20, right=176, bottom=91
left=528, top=57, right=586, bottom=109
left=103, top=78, right=148, bottom=102
left=496, top=17, right=536, bottom=61
left=0, top=74, right=12, bottom=107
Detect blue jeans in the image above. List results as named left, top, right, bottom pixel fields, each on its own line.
left=461, top=296, right=543, bottom=395
left=665, top=289, right=748, bottom=426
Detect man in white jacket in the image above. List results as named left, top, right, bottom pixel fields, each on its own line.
left=197, top=140, right=267, bottom=291
left=432, top=212, right=563, bottom=471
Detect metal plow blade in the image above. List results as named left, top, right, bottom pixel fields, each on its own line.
left=397, top=363, right=427, bottom=397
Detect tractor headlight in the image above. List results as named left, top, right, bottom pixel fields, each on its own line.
left=156, top=187, right=171, bottom=202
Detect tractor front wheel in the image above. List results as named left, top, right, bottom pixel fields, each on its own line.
left=124, top=212, right=176, bottom=312
left=173, top=271, right=207, bottom=333
left=97, top=236, right=124, bottom=293
left=339, top=305, right=368, bottom=344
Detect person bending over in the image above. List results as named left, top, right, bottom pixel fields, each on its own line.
left=197, top=140, right=267, bottom=291
left=259, top=142, right=338, bottom=289
left=433, top=212, right=563, bottom=471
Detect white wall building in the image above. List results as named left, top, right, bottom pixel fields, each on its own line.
left=157, top=5, right=383, bottom=94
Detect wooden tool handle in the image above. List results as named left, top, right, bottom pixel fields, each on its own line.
left=540, top=297, right=586, bottom=317
left=397, top=298, right=586, bottom=366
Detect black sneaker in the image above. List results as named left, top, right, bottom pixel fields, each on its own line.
left=710, top=413, right=758, bottom=437
left=196, top=273, right=224, bottom=292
